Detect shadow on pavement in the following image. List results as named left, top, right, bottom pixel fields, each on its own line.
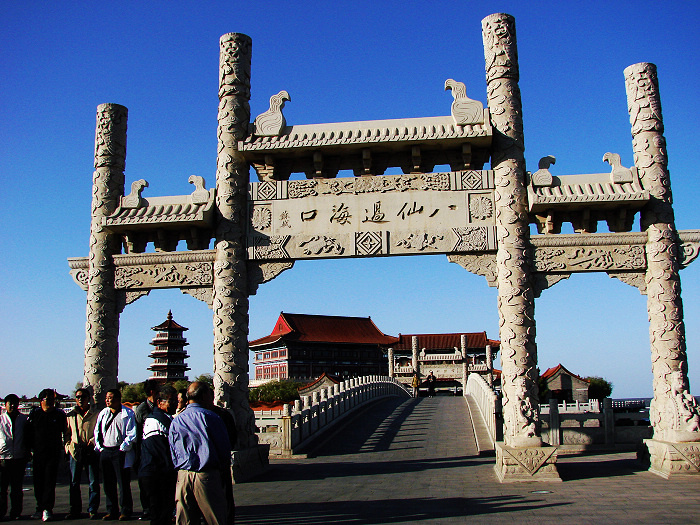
left=557, top=454, right=646, bottom=481
left=236, top=495, right=571, bottom=524
left=258, top=455, right=484, bottom=482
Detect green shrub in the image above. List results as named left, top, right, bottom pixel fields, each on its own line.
left=249, top=380, right=303, bottom=403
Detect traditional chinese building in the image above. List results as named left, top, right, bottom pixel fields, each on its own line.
left=539, top=363, right=590, bottom=403
left=250, top=312, right=399, bottom=384
left=148, top=311, right=191, bottom=383
left=388, top=332, right=500, bottom=392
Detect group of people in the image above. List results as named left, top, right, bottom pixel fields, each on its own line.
left=0, top=380, right=237, bottom=525
left=410, top=371, right=436, bottom=397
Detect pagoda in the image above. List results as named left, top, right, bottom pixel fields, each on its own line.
left=148, top=311, right=190, bottom=383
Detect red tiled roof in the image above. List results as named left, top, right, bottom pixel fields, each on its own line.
left=540, top=364, right=589, bottom=383
left=249, top=312, right=399, bottom=347
left=299, top=372, right=342, bottom=391
left=391, top=332, right=500, bottom=351
left=151, top=310, right=188, bottom=331
left=249, top=401, right=289, bottom=412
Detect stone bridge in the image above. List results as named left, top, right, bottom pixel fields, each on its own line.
left=234, top=394, right=700, bottom=524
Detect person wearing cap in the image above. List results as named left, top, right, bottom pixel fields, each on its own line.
left=65, top=388, right=101, bottom=520
left=27, top=389, right=68, bottom=522
left=0, top=394, right=29, bottom=520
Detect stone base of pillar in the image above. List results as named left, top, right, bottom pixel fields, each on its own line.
left=232, top=444, right=270, bottom=483
left=645, top=439, right=700, bottom=478
left=494, top=442, right=561, bottom=483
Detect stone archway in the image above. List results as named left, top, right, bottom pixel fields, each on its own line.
left=69, top=13, right=700, bottom=481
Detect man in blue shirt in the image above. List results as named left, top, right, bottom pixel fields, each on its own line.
left=169, top=382, right=230, bottom=525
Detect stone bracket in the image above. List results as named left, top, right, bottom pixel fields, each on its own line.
left=247, top=261, right=295, bottom=295
left=447, top=253, right=497, bottom=287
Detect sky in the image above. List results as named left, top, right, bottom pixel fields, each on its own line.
left=1, top=1, right=699, bottom=399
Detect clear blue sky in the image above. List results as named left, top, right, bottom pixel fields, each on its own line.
left=1, top=1, right=699, bottom=399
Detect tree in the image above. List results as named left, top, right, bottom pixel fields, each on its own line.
left=120, top=382, right=146, bottom=403
left=586, top=376, right=613, bottom=400
left=171, top=379, right=190, bottom=392
left=249, top=380, right=303, bottom=403
left=193, top=373, right=214, bottom=388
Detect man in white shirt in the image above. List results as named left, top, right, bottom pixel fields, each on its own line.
left=94, top=389, right=136, bottom=521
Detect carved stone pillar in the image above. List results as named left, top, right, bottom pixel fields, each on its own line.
left=486, top=344, right=494, bottom=386
left=411, top=336, right=419, bottom=375
left=482, top=13, right=558, bottom=482
left=215, top=33, right=258, bottom=454
left=625, top=63, right=700, bottom=477
left=84, top=104, right=127, bottom=407
left=388, top=348, right=394, bottom=377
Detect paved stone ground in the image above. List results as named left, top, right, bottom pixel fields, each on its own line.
left=13, top=396, right=700, bottom=524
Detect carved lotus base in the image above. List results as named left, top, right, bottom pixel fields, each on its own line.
left=646, top=439, right=700, bottom=478
left=494, top=442, right=561, bottom=483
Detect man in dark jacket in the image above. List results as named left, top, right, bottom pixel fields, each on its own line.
left=134, top=380, right=159, bottom=521
left=0, top=394, right=29, bottom=520
left=138, top=386, right=176, bottom=525
left=28, top=389, right=67, bottom=522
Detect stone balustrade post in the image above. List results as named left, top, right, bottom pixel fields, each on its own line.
left=84, top=104, right=128, bottom=408
left=281, top=404, right=292, bottom=455
left=293, top=399, right=302, bottom=414
left=412, top=336, right=419, bottom=375
left=624, top=64, right=700, bottom=471
left=603, top=397, right=615, bottom=446
left=548, top=400, right=561, bottom=446
left=486, top=344, right=494, bottom=386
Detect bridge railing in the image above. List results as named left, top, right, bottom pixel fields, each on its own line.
left=256, top=375, right=412, bottom=456
left=465, top=372, right=500, bottom=445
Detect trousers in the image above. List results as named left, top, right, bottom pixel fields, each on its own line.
left=69, top=450, right=100, bottom=514
left=33, top=454, right=59, bottom=513
left=100, top=449, right=132, bottom=517
left=175, top=470, right=226, bottom=525
left=0, top=459, right=27, bottom=518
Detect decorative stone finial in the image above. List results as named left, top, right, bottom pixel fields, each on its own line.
left=253, top=90, right=291, bottom=136
left=531, top=156, right=555, bottom=187
left=188, top=175, right=210, bottom=204
left=122, top=179, right=148, bottom=208
left=603, top=152, right=633, bottom=184
left=444, top=79, right=483, bottom=126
